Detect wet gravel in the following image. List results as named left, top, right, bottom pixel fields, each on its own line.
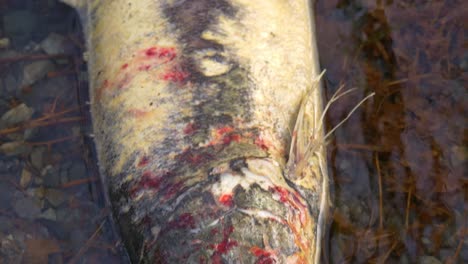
left=0, top=1, right=127, bottom=263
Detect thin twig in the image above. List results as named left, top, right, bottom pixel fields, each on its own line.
left=27, top=135, right=79, bottom=146
left=0, top=53, right=69, bottom=64
left=337, top=143, right=390, bottom=152
left=375, top=154, right=383, bottom=229
left=68, top=219, right=106, bottom=264
left=405, top=187, right=412, bottom=229
left=0, top=116, right=83, bottom=136
left=61, top=177, right=99, bottom=188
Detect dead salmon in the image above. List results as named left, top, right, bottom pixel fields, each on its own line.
left=61, top=0, right=330, bottom=263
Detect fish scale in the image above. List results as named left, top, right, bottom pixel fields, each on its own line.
left=61, top=0, right=329, bottom=263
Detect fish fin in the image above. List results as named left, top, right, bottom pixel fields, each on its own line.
left=286, top=72, right=375, bottom=191
left=286, top=70, right=325, bottom=185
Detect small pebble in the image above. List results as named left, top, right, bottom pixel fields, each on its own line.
left=13, top=196, right=41, bottom=220
left=30, top=147, right=46, bottom=171
left=0, top=38, right=10, bottom=49
left=21, top=60, right=55, bottom=87
left=44, top=188, right=67, bottom=208
left=19, top=167, right=32, bottom=188
left=418, top=256, right=442, bottom=264
left=0, top=141, right=32, bottom=156
left=0, top=103, right=34, bottom=129
left=41, top=165, right=61, bottom=188
left=68, top=162, right=87, bottom=181
left=38, top=208, right=57, bottom=221
left=40, top=33, right=68, bottom=55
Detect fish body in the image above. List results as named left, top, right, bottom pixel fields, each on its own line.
left=62, top=0, right=329, bottom=263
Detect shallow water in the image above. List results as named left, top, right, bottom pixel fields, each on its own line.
left=0, top=0, right=466, bottom=263
left=316, top=1, right=466, bottom=263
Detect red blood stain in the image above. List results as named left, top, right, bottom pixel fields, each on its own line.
left=141, top=215, right=152, bottom=226
left=179, top=149, right=213, bottom=166
left=271, top=186, right=308, bottom=226
left=272, top=186, right=289, bottom=203
left=188, top=153, right=204, bottom=165
left=166, top=213, right=195, bottom=229
left=139, top=171, right=163, bottom=189
left=128, top=108, right=150, bottom=118
left=222, top=134, right=241, bottom=145
left=211, top=254, right=223, bottom=264
left=138, top=64, right=151, bottom=71
left=158, top=47, right=177, bottom=61
left=137, top=156, right=150, bottom=168
left=256, top=256, right=275, bottom=264
left=250, top=246, right=271, bottom=257
left=121, top=63, right=129, bottom=70
left=161, top=69, right=189, bottom=82
left=218, top=194, right=233, bottom=207
left=117, top=73, right=131, bottom=89
left=183, top=122, right=197, bottom=135
left=216, top=126, right=234, bottom=136
left=145, top=47, right=159, bottom=57
left=210, top=228, right=219, bottom=235
left=210, top=225, right=237, bottom=262
left=163, top=181, right=185, bottom=200
left=145, top=46, right=177, bottom=61
left=255, top=137, right=270, bottom=151
left=129, top=170, right=163, bottom=198
left=211, top=238, right=238, bottom=255
left=199, top=256, right=206, bottom=264
left=95, top=79, right=110, bottom=101
left=250, top=247, right=276, bottom=264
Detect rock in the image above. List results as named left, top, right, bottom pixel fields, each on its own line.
left=68, top=161, right=87, bottom=181
left=3, top=72, right=21, bottom=95
left=0, top=141, right=32, bottom=156
left=34, top=176, right=43, bottom=185
left=0, top=103, right=34, bottom=129
left=41, top=165, right=61, bottom=188
left=460, top=54, right=468, bottom=71
left=418, top=256, right=442, bottom=264
left=450, top=145, right=466, bottom=167
left=40, top=33, right=68, bottom=55
left=69, top=229, right=87, bottom=250
left=36, top=219, right=68, bottom=241
left=38, top=208, right=57, bottom=221
left=30, top=147, right=46, bottom=171
left=399, top=254, right=410, bottom=264
left=23, top=128, right=37, bottom=140
left=439, top=249, right=454, bottom=261
left=20, top=75, right=69, bottom=105
left=27, top=186, right=46, bottom=200
left=0, top=38, right=9, bottom=49
left=21, top=60, right=55, bottom=87
left=0, top=234, right=24, bottom=264
left=0, top=182, right=15, bottom=210
left=2, top=10, right=38, bottom=46
left=461, top=243, right=468, bottom=262
left=59, top=161, right=72, bottom=184
left=13, top=196, right=42, bottom=220
left=0, top=158, right=20, bottom=173
left=19, top=168, right=32, bottom=188
left=44, top=189, right=67, bottom=208
left=0, top=216, right=14, bottom=233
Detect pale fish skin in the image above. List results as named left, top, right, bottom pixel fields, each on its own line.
left=62, top=0, right=329, bottom=263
